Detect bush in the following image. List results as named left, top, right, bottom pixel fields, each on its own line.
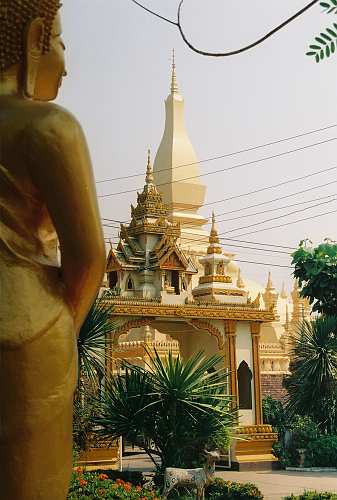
left=305, top=435, right=337, bottom=468
left=205, top=478, right=263, bottom=499
left=262, top=396, right=287, bottom=435
left=290, top=415, right=320, bottom=450
left=284, top=492, right=337, bottom=500
left=68, top=469, right=162, bottom=499
left=272, top=415, right=320, bottom=468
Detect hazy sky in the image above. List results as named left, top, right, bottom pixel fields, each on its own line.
left=58, top=1, right=337, bottom=291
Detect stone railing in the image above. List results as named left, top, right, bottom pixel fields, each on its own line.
left=117, top=339, right=180, bottom=352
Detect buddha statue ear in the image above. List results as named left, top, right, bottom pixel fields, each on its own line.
left=24, top=18, right=45, bottom=98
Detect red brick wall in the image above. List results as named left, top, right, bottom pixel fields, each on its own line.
left=261, top=374, right=287, bottom=402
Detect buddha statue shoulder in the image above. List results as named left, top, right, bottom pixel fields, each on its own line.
left=0, top=2, right=106, bottom=499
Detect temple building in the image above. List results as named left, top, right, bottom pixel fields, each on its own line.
left=103, top=57, right=311, bottom=468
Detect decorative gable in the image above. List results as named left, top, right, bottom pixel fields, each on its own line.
left=160, top=250, right=186, bottom=271
left=106, top=250, right=122, bottom=272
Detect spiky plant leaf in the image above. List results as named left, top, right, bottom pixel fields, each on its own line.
left=77, top=295, right=116, bottom=389
left=95, top=349, right=235, bottom=470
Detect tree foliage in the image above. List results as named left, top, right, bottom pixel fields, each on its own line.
left=292, top=241, right=337, bottom=316
left=94, top=350, right=235, bottom=471
left=284, top=316, right=337, bottom=434
left=307, top=1, right=337, bottom=61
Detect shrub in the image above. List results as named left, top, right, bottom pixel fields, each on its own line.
left=284, top=492, right=337, bottom=500
left=305, top=435, right=337, bottom=468
left=290, top=415, right=320, bottom=450
left=262, top=396, right=287, bottom=435
left=205, top=478, right=263, bottom=499
left=68, top=469, right=161, bottom=499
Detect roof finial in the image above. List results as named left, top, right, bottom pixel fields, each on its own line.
left=237, top=268, right=245, bottom=289
left=280, top=281, right=288, bottom=299
left=171, top=48, right=179, bottom=94
left=146, top=149, right=154, bottom=185
left=209, top=211, right=219, bottom=244
left=266, top=271, right=274, bottom=290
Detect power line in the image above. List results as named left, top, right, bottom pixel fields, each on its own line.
left=215, top=179, right=337, bottom=218
left=100, top=179, right=337, bottom=229
left=235, top=208, right=337, bottom=237
left=233, top=259, right=292, bottom=269
left=221, top=196, right=337, bottom=235
left=96, top=123, right=337, bottom=183
left=213, top=193, right=335, bottom=224
left=98, top=137, right=337, bottom=198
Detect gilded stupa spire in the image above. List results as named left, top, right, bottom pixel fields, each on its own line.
left=207, top=212, right=222, bottom=254
left=237, top=268, right=245, bottom=289
left=145, top=149, right=154, bottom=186
left=280, top=281, right=288, bottom=299
left=266, top=271, right=274, bottom=290
left=130, top=151, right=168, bottom=222
left=171, top=49, right=179, bottom=94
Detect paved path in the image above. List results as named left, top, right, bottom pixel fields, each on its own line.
left=121, top=452, right=337, bottom=500
left=216, top=469, right=337, bottom=500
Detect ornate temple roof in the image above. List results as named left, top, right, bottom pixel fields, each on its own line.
left=107, top=152, right=197, bottom=275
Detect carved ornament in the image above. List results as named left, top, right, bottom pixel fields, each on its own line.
left=199, top=275, right=232, bottom=284
left=192, top=287, right=246, bottom=297
left=189, top=319, right=225, bottom=349
left=107, top=300, right=274, bottom=322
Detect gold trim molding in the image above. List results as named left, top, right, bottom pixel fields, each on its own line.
left=108, top=301, right=274, bottom=322
left=199, top=275, right=232, bottom=284
left=193, top=287, right=246, bottom=297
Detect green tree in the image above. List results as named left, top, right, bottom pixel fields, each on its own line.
left=307, top=1, right=337, bottom=62
left=292, top=241, right=337, bottom=316
left=284, top=316, right=337, bottom=434
left=94, top=350, right=234, bottom=472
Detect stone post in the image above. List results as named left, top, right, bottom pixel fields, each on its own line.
left=224, top=320, right=238, bottom=408
left=250, top=322, right=263, bottom=425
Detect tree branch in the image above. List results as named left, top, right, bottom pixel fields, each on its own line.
left=129, top=0, right=320, bottom=57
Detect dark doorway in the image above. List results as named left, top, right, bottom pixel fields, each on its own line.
left=237, top=361, right=253, bottom=409
left=109, top=271, right=118, bottom=288
left=171, top=270, right=180, bottom=295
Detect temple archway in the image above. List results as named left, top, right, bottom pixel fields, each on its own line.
left=237, top=361, right=252, bottom=410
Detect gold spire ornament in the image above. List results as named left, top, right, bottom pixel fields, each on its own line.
left=0, top=3, right=106, bottom=499
left=237, top=268, right=245, bottom=289
left=171, top=48, right=179, bottom=94
left=207, top=212, right=222, bottom=254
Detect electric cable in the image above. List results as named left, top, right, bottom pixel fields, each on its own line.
left=98, top=137, right=337, bottom=198
left=96, top=123, right=337, bottom=183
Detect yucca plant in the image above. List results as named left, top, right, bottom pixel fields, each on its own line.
left=73, top=295, right=116, bottom=451
left=94, top=349, right=235, bottom=471
left=284, top=316, right=337, bottom=434
left=77, top=295, right=115, bottom=389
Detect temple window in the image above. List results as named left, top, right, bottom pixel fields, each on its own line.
left=171, top=270, right=180, bottom=295
left=109, top=271, right=118, bottom=289
left=126, top=276, right=134, bottom=290
left=205, top=264, right=211, bottom=276
left=237, top=361, right=253, bottom=410
left=217, top=262, right=224, bottom=275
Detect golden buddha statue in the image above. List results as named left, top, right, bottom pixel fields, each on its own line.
left=0, top=2, right=106, bottom=499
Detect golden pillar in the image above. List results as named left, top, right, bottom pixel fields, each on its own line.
left=250, top=322, right=263, bottom=425
left=224, top=320, right=238, bottom=407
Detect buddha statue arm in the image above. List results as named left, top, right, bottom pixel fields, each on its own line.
left=26, top=104, right=106, bottom=332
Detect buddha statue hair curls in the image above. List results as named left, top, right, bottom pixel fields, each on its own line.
left=0, top=0, right=61, bottom=71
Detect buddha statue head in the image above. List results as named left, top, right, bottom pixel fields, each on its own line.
left=0, top=0, right=65, bottom=100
